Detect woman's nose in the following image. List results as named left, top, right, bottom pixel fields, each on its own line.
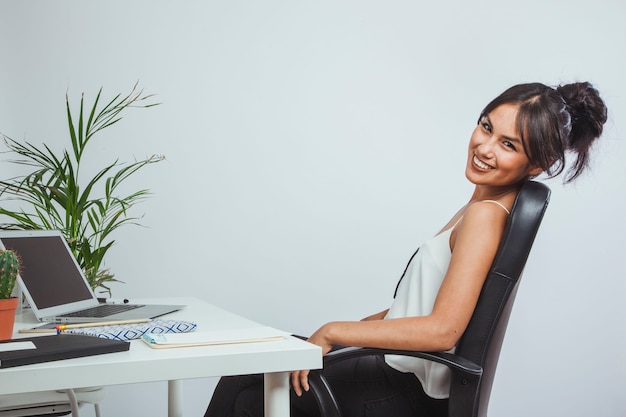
left=477, top=137, right=495, bottom=157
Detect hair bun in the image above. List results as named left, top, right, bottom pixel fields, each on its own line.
left=556, top=82, right=608, bottom=148
left=556, top=82, right=607, bottom=179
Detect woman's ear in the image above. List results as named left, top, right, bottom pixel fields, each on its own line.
left=528, top=165, right=544, bottom=177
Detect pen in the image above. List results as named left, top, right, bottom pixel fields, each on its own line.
left=56, top=318, right=150, bottom=333
left=97, top=297, right=130, bottom=304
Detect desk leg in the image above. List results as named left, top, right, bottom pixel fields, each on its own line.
left=168, top=380, right=183, bottom=417
left=264, top=372, right=290, bottom=417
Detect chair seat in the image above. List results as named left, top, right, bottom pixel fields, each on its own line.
left=0, top=388, right=105, bottom=417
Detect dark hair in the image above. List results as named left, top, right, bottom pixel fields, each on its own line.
left=479, top=82, right=607, bottom=183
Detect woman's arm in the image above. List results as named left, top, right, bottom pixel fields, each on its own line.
left=361, top=309, right=389, bottom=321
left=291, top=201, right=510, bottom=396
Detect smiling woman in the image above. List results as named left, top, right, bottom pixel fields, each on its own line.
left=466, top=103, right=544, bottom=190
left=478, top=82, right=608, bottom=183
left=201, top=81, right=608, bottom=417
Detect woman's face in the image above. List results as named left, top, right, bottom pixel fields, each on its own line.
left=465, top=103, right=542, bottom=188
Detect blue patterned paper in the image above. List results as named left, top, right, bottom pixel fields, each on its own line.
left=61, top=319, right=197, bottom=341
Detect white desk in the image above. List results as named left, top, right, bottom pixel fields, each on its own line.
left=2, top=297, right=322, bottom=417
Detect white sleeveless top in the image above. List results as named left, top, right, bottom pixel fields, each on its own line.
left=384, top=200, right=509, bottom=399
left=384, top=227, right=454, bottom=399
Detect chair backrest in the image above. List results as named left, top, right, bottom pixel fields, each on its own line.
left=450, top=180, right=550, bottom=417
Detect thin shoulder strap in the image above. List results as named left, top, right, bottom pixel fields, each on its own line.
left=481, top=199, right=511, bottom=215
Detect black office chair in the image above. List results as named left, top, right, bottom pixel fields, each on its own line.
left=308, top=180, right=551, bottom=417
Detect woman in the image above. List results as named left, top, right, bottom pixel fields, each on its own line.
left=204, top=82, right=608, bottom=417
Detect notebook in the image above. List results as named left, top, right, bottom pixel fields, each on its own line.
left=0, top=334, right=130, bottom=368
left=141, top=326, right=286, bottom=349
left=0, top=230, right=184, bottom=323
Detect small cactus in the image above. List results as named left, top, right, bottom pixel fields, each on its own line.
left=0, top=250, right=19, bottom=299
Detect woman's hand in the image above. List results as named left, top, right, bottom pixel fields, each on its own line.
left=291, top=323, right=334, bottom=397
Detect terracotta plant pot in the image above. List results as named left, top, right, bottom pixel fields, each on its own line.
left=0, top=297, right=19, bottom=340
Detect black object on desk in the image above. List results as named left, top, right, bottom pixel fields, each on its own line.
left=0, top=334, right=130, bottom=368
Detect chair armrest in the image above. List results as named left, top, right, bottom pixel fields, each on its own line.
left=323, top=346, right=482, bottom=376
left=308, top=347, right=483, bottom=417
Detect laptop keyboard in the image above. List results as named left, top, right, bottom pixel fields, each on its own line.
left=61, top=303, right=145, bottom=318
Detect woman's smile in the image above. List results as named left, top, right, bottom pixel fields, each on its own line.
left=472, top=155, right=493, bottom=170
left=465, top=103, right=540, bottom=188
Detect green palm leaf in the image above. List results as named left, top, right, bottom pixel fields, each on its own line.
left=0, top=84, right=163, bottom=296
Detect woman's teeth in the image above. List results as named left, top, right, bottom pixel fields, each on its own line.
left=473, top=155, right=492, bottom=170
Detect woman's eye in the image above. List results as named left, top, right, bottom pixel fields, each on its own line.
left=481, top=121, right=492, bottom=132
left=503, top=140, right=516, bottom=150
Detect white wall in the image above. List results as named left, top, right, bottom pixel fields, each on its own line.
left=1, top=1, right=625, bottom=416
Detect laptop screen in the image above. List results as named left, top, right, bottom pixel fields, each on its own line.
left=1, top=235, right=93, bottom=308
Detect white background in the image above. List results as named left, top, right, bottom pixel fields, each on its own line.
left=1, top=1, right=625, bottom=416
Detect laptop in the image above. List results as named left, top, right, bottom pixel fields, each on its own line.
left=0, top=230, right=184, bottom=323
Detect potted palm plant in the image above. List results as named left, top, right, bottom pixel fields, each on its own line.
left=0, top=84, right=163, bottom=296
left=0, top=249, right=20, bottom=340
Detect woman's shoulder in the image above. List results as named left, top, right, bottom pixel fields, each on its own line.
left=451, top=200, right=511, bottom=249
left=462, top=200, right=511, bottom=227
left=478, top=199, right=511, bottom=215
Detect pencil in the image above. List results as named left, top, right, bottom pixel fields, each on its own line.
left=55, top=318, right=150, bottom=331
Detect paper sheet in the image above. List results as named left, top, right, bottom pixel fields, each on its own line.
left=142, top=326, right=287, bottom=349
left=0, top=341, right=36, bottom=352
